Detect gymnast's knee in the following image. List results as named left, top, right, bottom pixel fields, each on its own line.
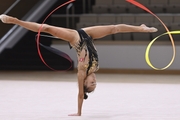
left=41, top=24, right=50, bottom=32
left=112, top=24, right=126, bottom=34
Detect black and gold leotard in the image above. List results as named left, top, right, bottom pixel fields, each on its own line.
left=69, top=29, right=99, bottom=75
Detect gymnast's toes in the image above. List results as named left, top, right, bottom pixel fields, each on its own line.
left=0, top=14, right=6, bottom=23
left=143, top=26, right=158, bottom=32
left=0, top=14, right=12, bottom=23
left=149, top=27, right=158, bottom=32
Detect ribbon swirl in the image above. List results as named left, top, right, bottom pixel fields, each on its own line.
left=36, top=0, right=75, bottom=71
left=38, top=0, right=177, bottom=70
left=126, top=0, right=176, bottom=70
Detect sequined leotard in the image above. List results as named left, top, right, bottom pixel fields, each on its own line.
left=69, top=29, right=99, bottom=75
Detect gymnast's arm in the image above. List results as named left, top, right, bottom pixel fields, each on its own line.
left=68, top=70, right=86, bottom=116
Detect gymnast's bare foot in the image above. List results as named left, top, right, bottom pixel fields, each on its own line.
left=140, top=24, right=158, bottom=32
left=0, top=14, right=16, bottom=24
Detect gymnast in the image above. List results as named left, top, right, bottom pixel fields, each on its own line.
left=0, top=14, right=157, bottom=116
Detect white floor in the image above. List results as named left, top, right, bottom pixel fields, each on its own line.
left=0, top=71, right=180, bottom=120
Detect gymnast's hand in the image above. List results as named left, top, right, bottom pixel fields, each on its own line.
left=68, top=113, right=81, bottom=116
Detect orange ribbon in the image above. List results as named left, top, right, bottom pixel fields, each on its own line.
left=36, top=0, right=75, bottom=71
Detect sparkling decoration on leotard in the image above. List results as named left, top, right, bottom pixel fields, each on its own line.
left=126, top=0, right=177, bottom=70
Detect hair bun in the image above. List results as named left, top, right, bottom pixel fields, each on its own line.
left=84, top=93, right=88, bottom=100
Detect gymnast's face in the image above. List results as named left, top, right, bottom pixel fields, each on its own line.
left=84, top=73, right=97, bottom=92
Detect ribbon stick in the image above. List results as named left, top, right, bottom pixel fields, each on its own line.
left=126, top=0, right=176, bottom=70
left=36, top=0, right=75, bottom=71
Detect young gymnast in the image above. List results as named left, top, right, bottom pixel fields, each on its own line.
left=0, top=14, right=158, bottom=116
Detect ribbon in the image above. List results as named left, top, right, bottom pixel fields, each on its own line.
left=146, top=31, right=179, bottom=70
left=36, top=0, right=75, bottom=71
left=126, top=0, right=176, bottom=70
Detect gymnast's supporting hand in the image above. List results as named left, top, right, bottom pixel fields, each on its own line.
left=0, top=14, right=158, bottom=116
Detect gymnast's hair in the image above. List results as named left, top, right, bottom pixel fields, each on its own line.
left=84, top=85, right=95, bottom=99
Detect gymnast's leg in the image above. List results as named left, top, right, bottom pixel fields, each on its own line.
left=0, top=14, right=79, bottom=44
left=83, top=24, right=158, bottom=40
